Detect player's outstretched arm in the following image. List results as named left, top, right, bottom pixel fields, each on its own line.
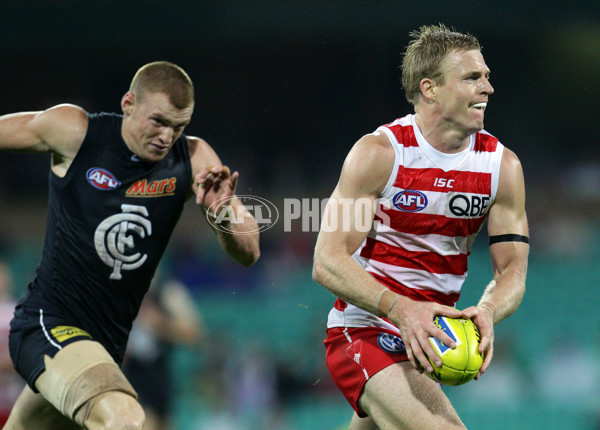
left=312, top=132, right=462, bottom=374
left=0, top=104, right=87, bottom=154
left=462, top=148, right=529, bottom=378
left=0, top=104, right=88, bottom=176
left=187, top=136, right=260, bottom=267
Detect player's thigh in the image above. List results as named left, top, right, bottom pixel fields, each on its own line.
left=3, top=385, right=82, bottom=430
left=358, top=361, right=465, bottom=430
left=35, top=339, right=139, bottom=427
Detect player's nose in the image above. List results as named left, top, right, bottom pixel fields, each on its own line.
left=159, top=127, right=175, bottom=144
left=481, top=77, right=494, bottom=95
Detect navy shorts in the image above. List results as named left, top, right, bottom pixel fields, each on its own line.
left=9, top=304, right=98, bottom=391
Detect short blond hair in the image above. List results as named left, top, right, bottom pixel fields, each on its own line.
left=129, top=61, right=194, bottom=109
left=401, top=24, right=481, bottom=106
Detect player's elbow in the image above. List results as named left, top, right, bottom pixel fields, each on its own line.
left=238, top=247, right=260, bottom=267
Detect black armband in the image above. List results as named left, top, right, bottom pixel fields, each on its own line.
left=489, top=234, right=529, bottom=245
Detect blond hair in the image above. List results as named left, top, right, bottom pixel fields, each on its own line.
left=129, top=61, right=194, bottom=109
left=401, top=24, right=481, bottom=105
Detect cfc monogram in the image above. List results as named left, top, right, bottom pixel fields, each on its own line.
left=94, top=204, right=152, bottom=280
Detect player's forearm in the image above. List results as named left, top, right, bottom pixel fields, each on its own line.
left=203, top=199, right=260, bottom=266
left=478, top=258, right=527, bottom=324
left=313, top=249, right=389, bottom=316
left=215, top=221, right=260, bottom=267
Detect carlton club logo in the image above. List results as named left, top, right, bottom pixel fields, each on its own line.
left=393, top=190, right=428, bottom=212
left=94, top=204, right=152, bottom=280
left=86, top=168, right=121, bottom=190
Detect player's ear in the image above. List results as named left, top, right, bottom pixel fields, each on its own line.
left=121, top=92, right=136, bottom=116
left=420, top=78, right=437, bottom=103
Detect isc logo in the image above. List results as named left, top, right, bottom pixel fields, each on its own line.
left=87, top=168, right=121, bottom=191
left=393, top=190, right=428, bottom=212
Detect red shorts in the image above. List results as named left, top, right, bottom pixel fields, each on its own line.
left=324, top=326, right=408, bottom=417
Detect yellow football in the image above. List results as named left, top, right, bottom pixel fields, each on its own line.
left=424, top=316, right=483, bottom=386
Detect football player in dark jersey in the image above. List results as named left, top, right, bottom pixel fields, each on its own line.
left=1, top=61, right=260, bottom=429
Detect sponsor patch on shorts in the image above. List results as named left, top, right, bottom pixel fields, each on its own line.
left=377, top=333, right=406, bottom=353
left=50, top=326, right=92, bottom=343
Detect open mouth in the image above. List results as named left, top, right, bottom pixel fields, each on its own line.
left=471, top=102, right=487, bottom=110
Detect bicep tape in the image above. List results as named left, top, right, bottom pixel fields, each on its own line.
left=489, top=234, right=529, bottom=245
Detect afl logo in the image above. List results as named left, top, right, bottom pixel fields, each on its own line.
left=377, top=333, right=406, bottom=353
left=87, top=168, right=121, bottom=190
left=393, top=190, right=428, bottom=212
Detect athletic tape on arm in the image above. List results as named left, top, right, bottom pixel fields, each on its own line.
left=488, top=234, right=529, bottom=245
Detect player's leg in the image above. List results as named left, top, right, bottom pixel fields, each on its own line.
left=357, top=361, right=466, bottom=430
left=82, top=391, right=145, bottom=430
left=34, top=340, right=144, bottom=430
left=3, top=385, right=82, bottom=430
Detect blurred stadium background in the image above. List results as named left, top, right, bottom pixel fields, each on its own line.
left=1, top=1, right=599, bottom=429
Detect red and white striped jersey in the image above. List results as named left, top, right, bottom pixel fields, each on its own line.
left=327, top=114, right=504, bottom=331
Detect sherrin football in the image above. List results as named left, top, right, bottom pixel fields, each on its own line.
left=424, top=316, right=483, bottom=386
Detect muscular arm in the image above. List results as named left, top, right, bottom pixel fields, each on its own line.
left=0, top=104, right=88, bottom=176
left=187, top=136, right=260, bottom=267
left=462, top=147, right=529, bottom=377
left=313, top=133, right=393, bottom=313
left=313, top=132, right=462, bottom=373
left=481, top=148, right=529, bottom=321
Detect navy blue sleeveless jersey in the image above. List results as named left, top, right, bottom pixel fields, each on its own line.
left=17, top=112, right=192, bottom=360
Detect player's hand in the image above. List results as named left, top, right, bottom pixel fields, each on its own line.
left=194, top=165, right=239, bottom=213
left=461, top=304, right=494, bottom=379
left=387, top=296, right=462, bottom=374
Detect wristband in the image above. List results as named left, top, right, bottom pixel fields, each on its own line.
left=373, top=288, right=388, bottom=315
left=376, top=289, right=400, bottom=317
left=386, top=294, right=400, bottom=317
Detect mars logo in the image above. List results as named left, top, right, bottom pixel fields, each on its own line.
left=94, top=204, right=152, bottom=280
left=87, top=168, right=121, bottom=190
left=377, top=333, right=406, bottom=353
left=393, top=190, right=428, bottom=212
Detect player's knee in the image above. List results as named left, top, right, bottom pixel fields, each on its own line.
left=82, top=391, right=145, bottom=430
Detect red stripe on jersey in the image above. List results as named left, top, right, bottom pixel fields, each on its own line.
left=360, top=237, right=468, bottom=275
left=393, top=166, right=491, bottom=194
left=378, top=209, right=487, bottom=237
left=385, top=122, right=418, bottom=148
left=370, top=272, right=459, bottom=307
left=334, top=298, right=348, bottom=311
left=474, top=132, right=499, bottom=152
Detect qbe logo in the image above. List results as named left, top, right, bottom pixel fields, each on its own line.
left=206, top=195, right=279, bottom=235
left=393, top=190, right=428, bottom=212
left=448, top=194, right=490, bottom=217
